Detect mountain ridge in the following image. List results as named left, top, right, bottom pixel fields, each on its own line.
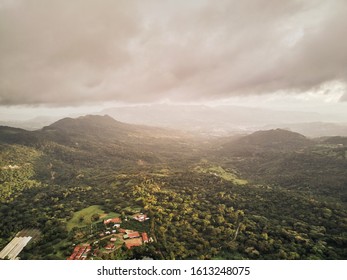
left=221, top=128, right=313, bottom=155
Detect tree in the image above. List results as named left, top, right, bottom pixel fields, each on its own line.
left=91, top=213, right=100, bottom=222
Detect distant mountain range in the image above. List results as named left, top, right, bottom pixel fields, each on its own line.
left=101, top=104, right=330, bottom=135
left=1, top=114, right=346, bottom=175
left=2, top=115, right=347, bottom=151
left=2, top=104, right=347, bottom=137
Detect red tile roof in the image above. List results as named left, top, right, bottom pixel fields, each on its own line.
left=125, top=243, right=133, bottom=249
left=127, top=232, right=140, bottom=239
left=104, top=217, right=122, bottom=224
left=67, top=245, right=90, bottom=260
left=105, top=244, right=115, bottom=250
left=133, top=214, right=147, bottom=221
left=142, top=232, right=149, bottom=243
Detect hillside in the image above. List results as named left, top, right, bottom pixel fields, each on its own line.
left=320, top=136, right=347, bottom=146
left=0, top=126, right=40, bottom=145
left=221, top=129, right=312, bottom=156
left=0, top=115, right=203, bottom=184
left=215, top=129, right=347, bottom=201
left=41, top=114, right=192, bottom=143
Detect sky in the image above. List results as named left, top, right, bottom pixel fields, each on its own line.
left=1, top=0, right=347, bottom=122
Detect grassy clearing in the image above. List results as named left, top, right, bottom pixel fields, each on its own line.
left=194, top=165, right=248, bottom=185
left=66, top=205, right=106, bottom=231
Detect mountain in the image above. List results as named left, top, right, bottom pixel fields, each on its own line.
left=43, top=114, right=192, bottom=141
left=320, top=136, right=347, bottom=146
left=0, top=114, right=192, bottom=145
left=220, top=129, right=312, bottom=156
left=47, top=114, right=121, bottom=130
left=0, top=115, right=201, bottom=177
left=263, top=122, right=347, bottom=138
left=40, top=115, right=137, bottom=146
left=40, top=115, right=198, bottom=156
left=216, top=128, right=347, bottom=200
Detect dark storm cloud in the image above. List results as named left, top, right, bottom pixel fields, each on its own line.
left=0, top=0, right=346, bottom=106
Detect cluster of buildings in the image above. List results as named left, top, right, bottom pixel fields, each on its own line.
left=67, top=244, right=91, bottom=260
left=67, top=213, right=152, bottom=260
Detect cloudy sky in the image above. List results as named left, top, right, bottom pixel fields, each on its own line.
left=1, top=0, right=347, bottom=121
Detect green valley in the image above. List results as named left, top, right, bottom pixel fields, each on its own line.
left=0, top=116, right=346, bottom=260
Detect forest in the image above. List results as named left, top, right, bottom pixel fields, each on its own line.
left=0, top=116, right=346, bottom=260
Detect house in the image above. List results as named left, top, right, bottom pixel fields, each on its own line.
left=123, top=231, right=140, bottom=239
left=133, top=213, right=149, bottom=222
left=125, top=243, right=140, bottom=250
left=118, top=228, right=126, bottom=233
left=124, top=238, right=143, bottom=249
left=104, top=217, right=122, bottom=225
left=67, top=246, right=81, bottom=260
left=110, top=237, right=117, bottom=242
left=125, top=243, right=133, bottom=249
left=67, top=245, right=91, bottom=260
left=142, top=232, right=149, bottom=243
left=105, top=244, right=115, bottom=250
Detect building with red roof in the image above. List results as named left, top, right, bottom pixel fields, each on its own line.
left=104, top=217, right=122, bottom=225
left=124, top=231, right=140, bottom=239
left=124, top=238, right=143, bottom=249
left=105, top=244, right=115, bottom=250
left=67, top=245, right=91, bottom=260
left=142, top=232, right=149, bottom=243
left=133, top=213, right=149, bottom=222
